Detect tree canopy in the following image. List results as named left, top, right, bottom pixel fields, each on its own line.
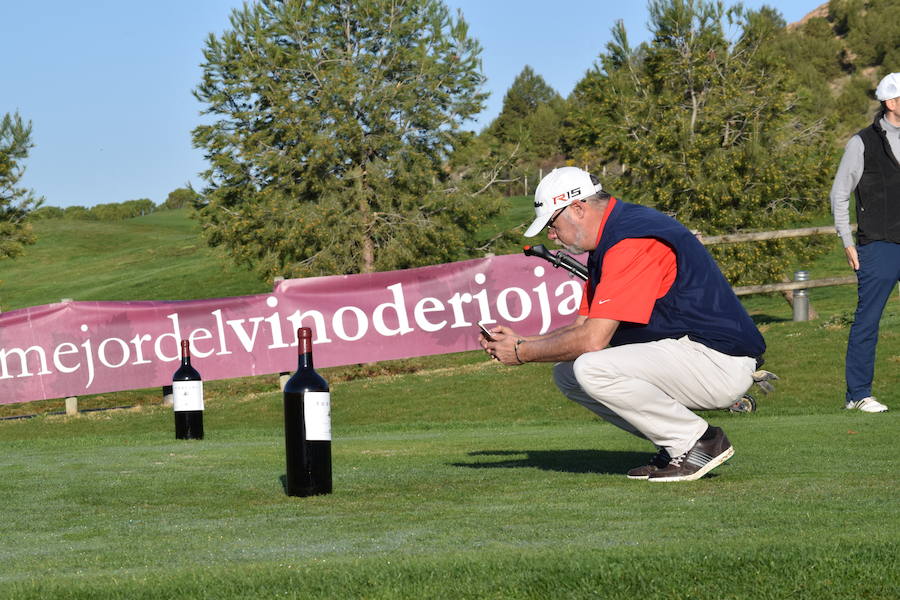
left=477, top=66, right=566, bottom=197
left=564, top=0, right=834, bottom=285
left=163, top=187, right=201, bottom=210
left=192, top=0, right=503, bottom=279
left=0, top=112, right=41, bottom=260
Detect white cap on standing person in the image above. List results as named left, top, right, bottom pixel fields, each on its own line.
left=875, top=72, right=900, bottom=101
left=524, top=167, right=603, bottom=237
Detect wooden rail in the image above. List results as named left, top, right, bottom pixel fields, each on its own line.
left=698, top=225, right=852, bottom=245
left=698, top=224, right=857, bottom=298
left=733, top=275, right=857, bottom=296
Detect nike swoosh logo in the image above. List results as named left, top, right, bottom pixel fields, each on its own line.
left=595, top=299, right=613, bottom=304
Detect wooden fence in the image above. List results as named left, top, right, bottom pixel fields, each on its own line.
left=698, top=225, right=856, bottom=299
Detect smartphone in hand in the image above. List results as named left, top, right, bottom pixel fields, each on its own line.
left=477, top=323, right=496, bottom=342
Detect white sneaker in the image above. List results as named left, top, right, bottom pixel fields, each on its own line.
left=845, top=397, right=889, bottom=413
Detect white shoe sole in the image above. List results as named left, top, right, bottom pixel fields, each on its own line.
left=647, top=446, right=734, bottom=482
left=845, top=401, right=889, bottom=413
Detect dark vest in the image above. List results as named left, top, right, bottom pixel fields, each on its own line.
left=587, top=200, right=765, bottom=358
left=855, top=114, right=900, bottom=245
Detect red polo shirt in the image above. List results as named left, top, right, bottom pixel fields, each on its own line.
left=578, top=198, right=677, bottom=324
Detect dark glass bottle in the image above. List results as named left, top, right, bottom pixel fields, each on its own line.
left=284, top=327, right=331, bottom=496
left=172, top=339, right=204, bottom=440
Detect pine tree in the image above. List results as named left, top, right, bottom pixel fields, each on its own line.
left=482, top=66, right=566, bottom=195
left=0, top=112, right=41, bottom=260
left=192, top=0, right=502, bottom=278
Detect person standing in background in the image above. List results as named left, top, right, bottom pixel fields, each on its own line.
left=829, top=72, right=900, bottom=413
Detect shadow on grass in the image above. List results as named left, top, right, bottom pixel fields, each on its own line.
left=451, top=449, right=651, bottom=475
left=751, top=313, right=790, bottom=325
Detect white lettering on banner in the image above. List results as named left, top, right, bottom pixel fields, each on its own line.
left=472, top=273, right=495, bottom=326
left=0, top=261, right=584, bottom=401
left=373, top=283, right=414, bottom=336
left=226, top=316, right=266, bottom=352
left=0, top=346, right=51, bottom=379
left=497, top=287, right=531, bottom=322
left=98, top=337, right=129, bottom=369
left=332, top=306, right=368, bottom=341
left=446, top=292, right=473, bottom=328
left=285, top=308, right=332, bottom=345
left=188, top=328, right=215, bottom=358
left=154, top=313, right=183, bottom=362
left=211, top=309, right=231, bottom=356
left=555, top=280, right=582, bottom=316
left=413, top=296, right=446, bottom=332
left=53, top=343, right=80, bottom=374
left=130, top=333, right=153, bottom=365
left=264, top=297, right=291, bottom=350
left=532, top=266, right=551, bottom=334
left=80, top=325, right=96, bottom=388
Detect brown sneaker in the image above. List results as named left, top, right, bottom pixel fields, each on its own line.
left=648, top=427, right=734, bottom=482
left=626, top=448, right=671, bottom=480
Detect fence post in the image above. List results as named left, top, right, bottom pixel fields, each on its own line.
left=59, top=299, right=78, bottom=413
left=162, top=385, right=173, bottom=407
left=792, top=271, right=810, bottom=322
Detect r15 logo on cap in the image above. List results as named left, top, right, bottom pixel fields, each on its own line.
left=552, top=187, right=581, bottom=204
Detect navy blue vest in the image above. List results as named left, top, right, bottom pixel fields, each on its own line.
left=587, top=200, right=765, bottom=358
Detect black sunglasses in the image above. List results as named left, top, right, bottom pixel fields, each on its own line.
left=546, top=205, right=569, bottom=230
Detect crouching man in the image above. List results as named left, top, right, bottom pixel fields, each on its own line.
left=481, top=167, right=765, bottom=482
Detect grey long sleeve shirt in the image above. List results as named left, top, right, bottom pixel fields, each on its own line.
left=830, top=116, right=900, bottom=248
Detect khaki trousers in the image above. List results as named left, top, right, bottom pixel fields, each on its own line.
left=553, top=336, right=756, bottom=457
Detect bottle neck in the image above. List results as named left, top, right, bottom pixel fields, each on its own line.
left=298, top=334, right=314, bottom=369
left=180, top=341, right=192, bottom=367
left=297, top=351, right=314, bottom=370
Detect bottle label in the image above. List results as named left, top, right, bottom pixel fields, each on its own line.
left=173, top=380, right=204, bottom=412
left=304, top=391, right=331, bottom=441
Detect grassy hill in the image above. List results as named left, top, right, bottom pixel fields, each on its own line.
left=0, top=209, right=269, bottom=312
left=1, top=202, right=544, bottom=312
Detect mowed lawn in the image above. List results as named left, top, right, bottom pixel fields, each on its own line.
left=0, top=207, right=898, bottom=598
left=1, top=311, right=898, bottom=598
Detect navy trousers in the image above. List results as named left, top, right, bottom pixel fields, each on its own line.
left=845, top=241, right=900, bottom=403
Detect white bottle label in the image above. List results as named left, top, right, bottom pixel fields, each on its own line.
left=173, top=380, right=204, bottom=412
left=304, top=391, right=331, bottom=441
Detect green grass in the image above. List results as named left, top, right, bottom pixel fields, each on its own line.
left=0, top=209, right=268, bottom=311
left=1, top=205, right=898, bottom=598
left=1, top=349, right=897, bottom=599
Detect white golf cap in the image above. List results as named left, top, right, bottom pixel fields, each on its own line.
left=875, top=72, right=900, bottom=101
left=524, top=167, right=603, bottom=237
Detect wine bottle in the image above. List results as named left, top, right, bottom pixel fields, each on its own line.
left=284, top=327, right=331, bottom=496
left=172, top=339, right=204, bottom=440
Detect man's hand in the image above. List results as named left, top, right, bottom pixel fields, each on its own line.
left=479, top=325, right=523, bottom=366
left=844, top=246, right=860, bottom=270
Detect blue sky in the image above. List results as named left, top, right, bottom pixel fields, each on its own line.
left=2, top=1, right=821, bottom=208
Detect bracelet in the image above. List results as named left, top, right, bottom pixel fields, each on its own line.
left=513, top=339, right=525, bottom=365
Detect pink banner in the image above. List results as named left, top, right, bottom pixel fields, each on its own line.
left=0, top=253, right=585, bottom=405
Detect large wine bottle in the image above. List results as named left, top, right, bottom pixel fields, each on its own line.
left=283, top=327, right=332, bottom=496
left=172, top=339, right=204, bottom=440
